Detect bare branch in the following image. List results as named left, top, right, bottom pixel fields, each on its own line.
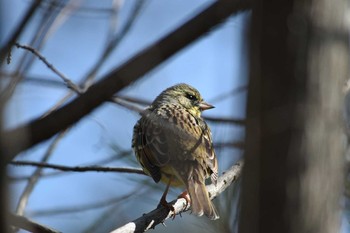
left=9, top=160, right=146, bottom=175
left=9, top=213, right=61, bottom=233
left=15, top=131, right=68, bottom=216
left=15, top=43, right=82, bottom=93
left=83, top=0, right=146, bottom=88
left=111, top=96, right=246, bottom=126
left=3, top=0, right=250, bottom=162
left=113, top=95, right=151, bottom=106
left=110, top=96, right=145, bottom=114
left=0, top=0, right=42, bottom=63
left=9, top=151, right=132, bottom=182
left=1, top=1, right=77, bottom=106
left=110, top=160, right=243, bottom=233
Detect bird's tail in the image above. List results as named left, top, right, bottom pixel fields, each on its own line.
left=187, top=174, right=219, bottom=220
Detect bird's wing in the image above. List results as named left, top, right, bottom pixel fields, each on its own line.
left=132, top=110, right=170, bottom=183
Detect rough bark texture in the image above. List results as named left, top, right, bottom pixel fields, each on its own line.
left=239, top=0, right=348, bottom=233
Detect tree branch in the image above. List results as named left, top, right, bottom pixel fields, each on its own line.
left=14, top=43, right=82, bottom=93
left=110, top=160, right=243, bottom=233
left=9, top=213, right=61, bottom=233
left=3, top=0, right=250, bottom=163
left=9, top=160, right=146, bottom=175
left=83, top=0, right=146, bottom=88
left=0, top=0, right=42, bottom=63
left=15, top=131, right=68, bottom=216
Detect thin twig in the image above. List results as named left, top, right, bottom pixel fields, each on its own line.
left=106, top=0, right=123, bottom=48
left=111, top=96, right=246, bottom=125
left=1, top=1, right=74, bottom=105
left=0, top=0, right=42, bottom=63
left=15, top=131, right=67, bottom=215
left=110, top=160, right=244, bottom=233
left=110, top=96, right=145, bottom=114
left=83, top=0, right=146, bottom=88
left=113, top=95, right=151, bottom=106
left=15, top=43, right=82, bottom=93
left=9, top=160, right=146, bottom=175
left=9, top=150, right=133, bottom=182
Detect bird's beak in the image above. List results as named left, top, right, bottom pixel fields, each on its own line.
left=199, top=101, right=215, bottom=111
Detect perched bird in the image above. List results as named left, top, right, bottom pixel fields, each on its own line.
left=132, top=83, right=219, bottom=220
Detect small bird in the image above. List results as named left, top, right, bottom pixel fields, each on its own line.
left=132, top=83, right=219, bottom=220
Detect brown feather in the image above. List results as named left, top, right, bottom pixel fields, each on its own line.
left=186, top=169, right=219, bottom=220
left=132, top=83, right=219, bottom=219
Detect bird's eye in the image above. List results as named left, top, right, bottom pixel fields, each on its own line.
left=186, top=94, right=197, bottom=101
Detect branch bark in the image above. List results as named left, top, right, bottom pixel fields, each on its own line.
left=110, top=160, right=243, bottom=233
left=2, top=0, right=250, bottom=163
left=9, top=160, right=146, bottom=175
left=9, top=213, right=61, bottom=233
left=239, top=0, right=348, bottom=233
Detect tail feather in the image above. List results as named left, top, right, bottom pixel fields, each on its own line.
left=187, top=177, right=219, bottom=220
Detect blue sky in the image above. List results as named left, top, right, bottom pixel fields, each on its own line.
left=5, top=1, right=345, bottom=233
left=3, top=1, right=249, bottom=232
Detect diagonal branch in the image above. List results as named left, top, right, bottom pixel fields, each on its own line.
left=15, top=132, right=68, bottom=216
left=0, top=0, right=42, bottom=63
left=9, top=213, right=61, bottom=233
left=83, top=0, right=146, bottom=88
left=3, top=0, right=250, bottom=163
left=110, top=160, right=243, bottom=233
left=14, top=43, right=82, bottom=93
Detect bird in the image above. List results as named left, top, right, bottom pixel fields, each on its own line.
left=132, top=83, right=219, bottom=220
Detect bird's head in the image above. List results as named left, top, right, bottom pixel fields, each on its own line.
left=153, top=83, right=214, bottom=117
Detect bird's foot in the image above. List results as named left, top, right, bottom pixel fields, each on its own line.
left=158, top=197, right=176, bottom=219
left=177, top=191, right=191, bottom=210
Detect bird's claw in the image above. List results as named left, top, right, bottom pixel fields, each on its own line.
left=158, top=199, right=176, bottom=219
left=177, top=191, right=191, bottom=211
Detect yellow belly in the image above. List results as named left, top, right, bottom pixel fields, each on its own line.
left=160, top=165, right=185, bottom=187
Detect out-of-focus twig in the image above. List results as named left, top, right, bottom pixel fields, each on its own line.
left=83, top=0, right=145, bottom=88
left=111, top=96, right=246, bottom=125
left=15, top=43, right=82, bottom=93
left=0, top=0, right=42, bottom=63
left=15, top=131, right=67, bottom=216
left=9, top=160, right=146, bottom=175
left=9, top=213, right=61, bottom=233
left=9, top=150, right=133, bottom=182
left=110, top=96, right=145, bottom=114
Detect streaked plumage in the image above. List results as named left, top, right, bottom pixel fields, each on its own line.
left=132, top=83, right=219, bottom=220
